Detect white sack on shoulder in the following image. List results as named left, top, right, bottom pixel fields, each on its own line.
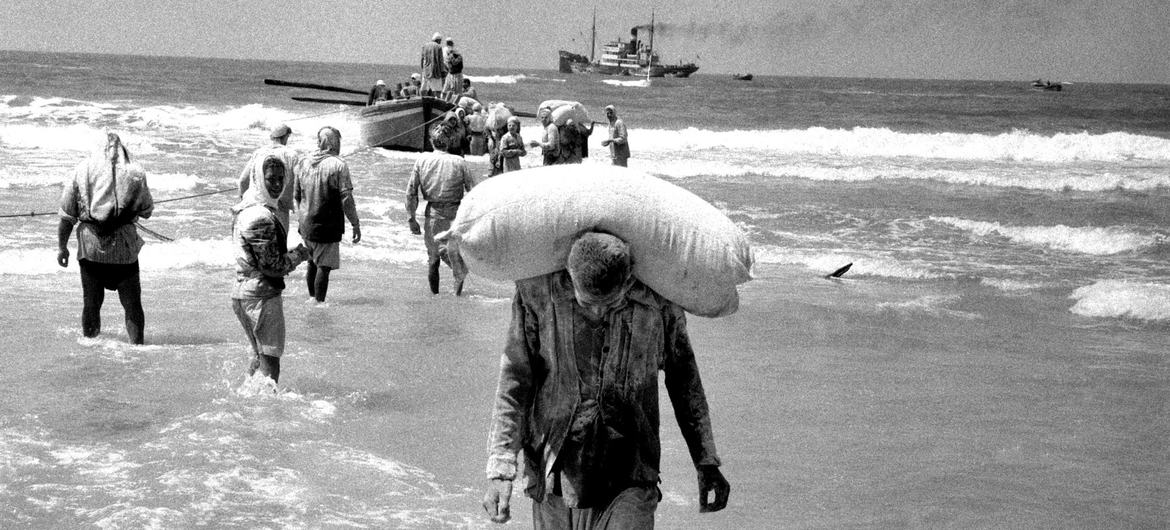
left=445, top=165, right=753, bottom=317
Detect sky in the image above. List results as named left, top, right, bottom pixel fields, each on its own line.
left=3, top=0, right=1169, bottom=84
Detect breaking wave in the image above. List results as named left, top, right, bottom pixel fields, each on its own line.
left=932, top=217, right=1162, bottom=255
left=1070, top=280, right=1170, bottom=321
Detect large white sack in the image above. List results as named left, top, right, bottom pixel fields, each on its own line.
left=538, top=100, right=591, bottom=127
left=445, top=165, right=753, bottom=317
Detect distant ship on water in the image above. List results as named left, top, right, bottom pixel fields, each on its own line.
left=558, top=11, right=699, bottom=78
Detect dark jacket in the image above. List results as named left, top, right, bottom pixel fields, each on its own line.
left=486, top=271, right=721, bottom=504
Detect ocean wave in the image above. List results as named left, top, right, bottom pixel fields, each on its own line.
left=631, top=127, right=1170, bottom=164
left=1069, top=279, right=1170, bottom=321
left=932, top=216, right=1161, bottom=255
left=752, top=247, right=944, bottom=280
left=878, top=294, right=984, bottom=320
left=466, top=73, right=544, bottom=84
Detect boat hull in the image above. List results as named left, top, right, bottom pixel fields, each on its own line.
left=357, top=97, right=455, bottom=151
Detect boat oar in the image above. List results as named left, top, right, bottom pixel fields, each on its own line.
left=264, top=78, right=366, bottom=95
left=291, top=96, right=366, bottom=106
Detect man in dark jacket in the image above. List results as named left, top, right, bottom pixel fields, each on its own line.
left=482, top=232, right=730, bottom=527
left=294, top=126, right=361, bottom=303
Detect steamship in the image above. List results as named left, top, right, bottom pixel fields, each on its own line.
left=558, top=11, right=699, bottom=78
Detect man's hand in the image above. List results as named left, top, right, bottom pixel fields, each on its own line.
left=482, top=478, right=513, bottom=524
left=698, top=464, right=729, bottom=513
left=57, top=247, right=69, bottom=268
left=351, top=224, right=362, bottom=244
left=407, top=218, right=421, bottom=235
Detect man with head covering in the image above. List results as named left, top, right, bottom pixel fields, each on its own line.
left=600, top=105, right=630, bottom=167
left=294, top=126, right=361, bottom=304
left=367, top=79, right=392, bottom=105
left=405, top=126, right=475, bottom=295
left=57, top=132, right=155, bottom=344
left=238, top=124, right=298, bottom=228
left=442, top=38, right=465, bottom=101
left=529, top=107, right=560, bottom=166
left=482, top=232, right=731, bottom=525
left=498, top=116, right=526, bottom=173
left=420, top=32, right=447, bottom=97
left=231, top=156, right=310, bottom=384
left=400, top=75, right=418, bottom=98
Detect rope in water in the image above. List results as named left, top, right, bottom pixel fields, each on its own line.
left=2, top=108, right=448, bottom=240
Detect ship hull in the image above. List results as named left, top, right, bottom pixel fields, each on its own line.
left=357, top=97, right=455, bottom=152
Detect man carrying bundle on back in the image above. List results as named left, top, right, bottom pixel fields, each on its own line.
left=482, top=231, right=731, bottom=527
left=57, top=132, right=155, bottom=344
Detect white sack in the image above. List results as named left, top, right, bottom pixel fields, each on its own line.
left=445, top=165, right=753, bottom=317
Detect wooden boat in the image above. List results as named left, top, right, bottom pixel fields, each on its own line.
left=357, top=96, right=456, bottom=151
left=265, top=79, right=460, bottom=152
left=732, top=73, right=753, bottom=81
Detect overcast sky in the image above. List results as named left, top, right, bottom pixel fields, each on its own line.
left=4, top=0, right=1169, bottom=83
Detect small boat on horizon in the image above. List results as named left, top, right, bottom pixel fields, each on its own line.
left=1030, top=79, right=1064, bottom=91
left=732, top=73, right=753, bottom=81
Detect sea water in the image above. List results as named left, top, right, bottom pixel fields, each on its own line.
left=1, top=50, right=1168, bottom=528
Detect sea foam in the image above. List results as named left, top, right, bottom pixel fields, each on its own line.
left=1070, top=280, right=1170, bottom=321
left=932, top=216, right=1161, bottom=255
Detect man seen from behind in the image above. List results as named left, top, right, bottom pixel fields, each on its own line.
left=294, top=126, right=361, bottom=304
left=405, top=127, right=475, bottom=295
left=57, top=132, right=154, bottom=344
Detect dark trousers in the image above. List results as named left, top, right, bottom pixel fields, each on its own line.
left=79, top=259, right=144, bottom=344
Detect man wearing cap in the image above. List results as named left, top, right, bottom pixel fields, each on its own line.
left=367, top=80, right=391, bottom=105
left=294, top=126, right=361, bottom=304
left=405, top=126, right=475, bottom=295
left=420, top=32, right=447, bottom=97
left=482, top=232, right=731, bottom=526
left=239, top=124, right=299, bottom=228
left=600, top=105, right=630, bottom=167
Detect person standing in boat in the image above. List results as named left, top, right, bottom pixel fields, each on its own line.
left=498, top=116, right=526, bottom=173
left=294, top=126, right=361, bottom=304
left=442, top=38, right=465, bottom=101
left=420, top=32, right=447, bottom=97
left=56, top=132, right=155, bottom=344
left=529, top=108, right=560, bottom=165
left=600, top=105, right=630, bottom=167
left=238, top=124, right=298, bottom=228
left=405, top=127, right=475, bottom=295
left=231, top=156, right=310, bottom=384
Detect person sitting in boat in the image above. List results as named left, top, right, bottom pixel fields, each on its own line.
left=402, top=74, right=420, bottom=98
left=367, top=80, right=391, bottom=105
